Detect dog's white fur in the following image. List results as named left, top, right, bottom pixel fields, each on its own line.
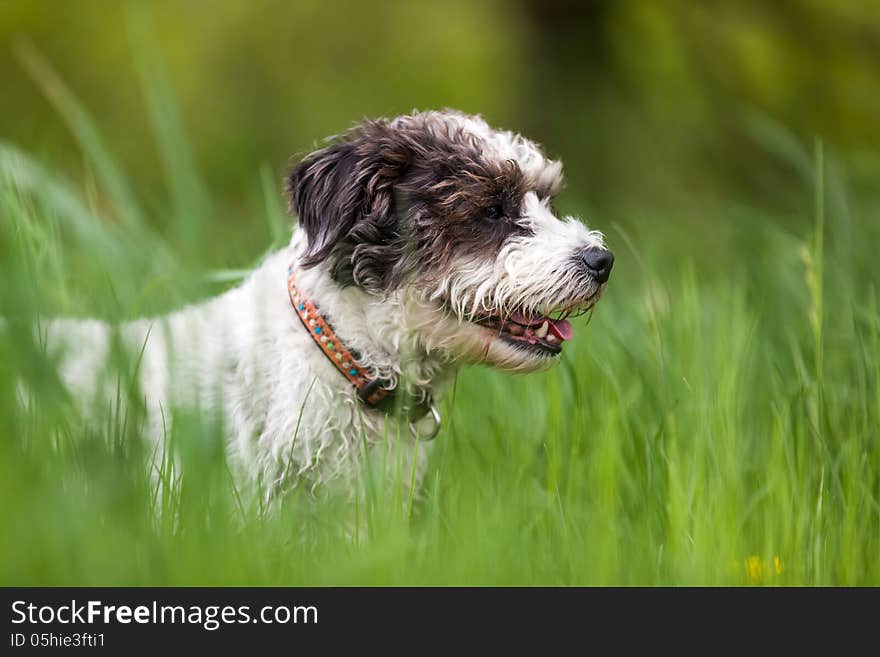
left=43, top=110, right=609, bottom=500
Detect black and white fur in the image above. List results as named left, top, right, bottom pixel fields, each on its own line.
left=46, top=110, right=612, bottom=498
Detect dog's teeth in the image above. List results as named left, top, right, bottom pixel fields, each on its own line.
left=535, top=321, right=548, bottom=339
left=545, top=334, right=558, bottom=344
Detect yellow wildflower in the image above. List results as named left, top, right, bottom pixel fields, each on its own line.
left=744, top=554, right=784, bottom=582
left=745, top=555, right=764, bottom=582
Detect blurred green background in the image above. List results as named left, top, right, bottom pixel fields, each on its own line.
left=3, top=0, right=880, bottom=252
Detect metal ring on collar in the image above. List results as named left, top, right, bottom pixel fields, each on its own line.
left=409, top=402, right=442, bottom=441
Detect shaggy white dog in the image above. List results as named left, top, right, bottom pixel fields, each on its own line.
left=46, top=109, right=613, bottom=500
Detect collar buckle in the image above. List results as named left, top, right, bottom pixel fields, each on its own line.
left=357, top=377, right=388, bottom=405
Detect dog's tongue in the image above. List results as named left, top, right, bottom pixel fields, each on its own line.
left=549, top=318, right=573, bottom=341
left=510, top=312, right=574, bottom=342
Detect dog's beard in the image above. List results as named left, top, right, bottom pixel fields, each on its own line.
left=403, top=301, right=558, bottom=372
left=404, top=271, right=604, bottom=373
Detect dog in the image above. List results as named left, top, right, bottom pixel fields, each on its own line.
left=46, top=109, right=613, bottom=500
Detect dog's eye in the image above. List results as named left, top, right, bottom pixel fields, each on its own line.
left=486, top=205, right=505, bottom=220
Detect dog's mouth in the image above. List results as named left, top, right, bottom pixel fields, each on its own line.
left=472, top=295, right=600, bottom=356
left=475, top=311, right=571, bottom=355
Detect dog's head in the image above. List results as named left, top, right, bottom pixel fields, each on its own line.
left=286, top=109, right=613, bottom=372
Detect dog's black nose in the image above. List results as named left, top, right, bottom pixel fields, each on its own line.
left=581, top=247, right=614, bottom=283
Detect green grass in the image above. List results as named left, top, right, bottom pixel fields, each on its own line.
left=1, top=53, right=878, bottom=586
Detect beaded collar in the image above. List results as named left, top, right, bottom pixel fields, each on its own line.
left=287, top=265, right=441, bottom=440
left=287, top=266, right=392, bottom=407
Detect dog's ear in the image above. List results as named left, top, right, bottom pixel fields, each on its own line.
left=286, top=120, right=410, bottom=292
